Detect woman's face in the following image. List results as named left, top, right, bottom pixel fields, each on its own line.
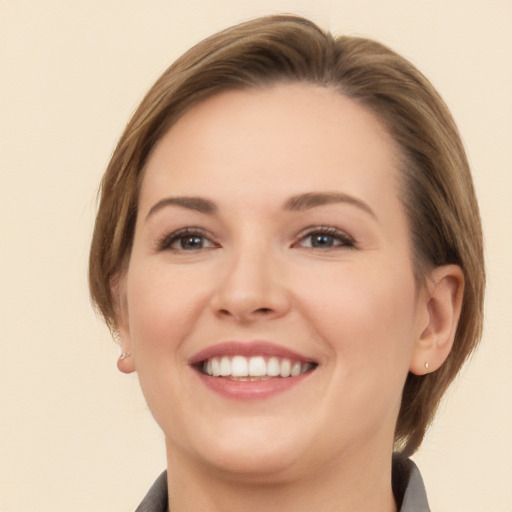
left=117, top=84, right=429, bottom=478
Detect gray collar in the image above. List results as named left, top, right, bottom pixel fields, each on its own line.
left=392, top=453, right=430, bottom=512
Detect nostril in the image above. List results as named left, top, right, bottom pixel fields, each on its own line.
left=216, top=306, right=275, bottom=322
left=255, top=307, right=273, bottom=314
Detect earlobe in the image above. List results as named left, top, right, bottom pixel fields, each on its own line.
left=410, top=265, right=464, bottom=375
left=116, top=345, right=135, bottom=374
left=111, top=274, right=136, bottom=374
left=113, top=326, right=136, bottom=373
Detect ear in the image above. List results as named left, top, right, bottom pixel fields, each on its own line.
left=111, top=273, right=136, bottom=375
left=410, top=265, right=464, bottom=375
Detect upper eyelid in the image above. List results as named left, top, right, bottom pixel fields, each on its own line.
left=292, top=227, right=357, bottom=251
left=296, top=225, right=355, bottom=241
left=155, top=227, right=217, bottom=250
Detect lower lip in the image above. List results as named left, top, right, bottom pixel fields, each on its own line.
left=194, top=370, right=313, bottom=400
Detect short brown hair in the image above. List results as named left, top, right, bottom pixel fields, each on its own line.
left=89, top=15, right=485, bottom=455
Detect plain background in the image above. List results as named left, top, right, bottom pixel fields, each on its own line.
left=1, top=1, right=511, bottom=510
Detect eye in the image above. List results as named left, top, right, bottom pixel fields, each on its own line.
left=158, top=228, right=217, bottom=251
left=295, top=227, right=355, bottom=249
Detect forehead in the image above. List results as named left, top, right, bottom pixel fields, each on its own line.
left=140, top=83, right=401, bottom=217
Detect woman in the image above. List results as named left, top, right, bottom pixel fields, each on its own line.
left=89, top=15, right=484, bottom=511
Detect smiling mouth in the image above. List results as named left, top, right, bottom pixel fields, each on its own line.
left=198, top=356, right=316, bottom=380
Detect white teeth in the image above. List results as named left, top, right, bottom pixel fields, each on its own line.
left=231, top=355, right=249, bottom=377
left=220, top=356, right=231, bottom=376
left=202, top=356, right=314, bottom=378
left=248, top=356, right=266, bottom=376
left=267, top=357, right=280, bottom=376
left=280, top=359, right=291, bottom=377
left=211, top=358, right=221, bottom=376
left=291, top=361, right=302, bottom=377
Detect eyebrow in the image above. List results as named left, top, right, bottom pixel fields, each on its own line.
left=146, top=196, right=217, bottom=220
left=145, top=191, right=376, bottom=221
left=284, top=192, right=376, bottom=219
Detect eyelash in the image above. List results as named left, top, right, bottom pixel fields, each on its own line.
left=294, top=226, right=355, bottom=250
left=156, top=227, right=217, bottom=252
left=156, top=226, right=355, bottom=252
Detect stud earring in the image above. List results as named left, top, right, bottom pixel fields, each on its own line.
left=119, top=352, right=131, bottom=361
left=424, top=362, right=430, bottom=370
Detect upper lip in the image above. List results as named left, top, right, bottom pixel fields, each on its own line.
left=188, top=341, right=317, bottom=365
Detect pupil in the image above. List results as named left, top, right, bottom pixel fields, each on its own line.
left=181, top=236, right=203, bottom=249
left=312, top=234, right=333, bottom=247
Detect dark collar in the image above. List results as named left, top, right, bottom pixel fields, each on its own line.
left=392, top=453, right=430, bottom=511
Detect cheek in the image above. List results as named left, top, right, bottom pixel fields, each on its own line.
left=297, top=261, right=418, bottom=373
left=282, top=261, right=420, bottom=449
left=125, top=261, right=210, bottom=355
left=123, top=262, right=212, bottom=435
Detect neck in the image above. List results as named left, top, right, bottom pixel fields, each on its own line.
left=164, top=442, right=397, bottom=512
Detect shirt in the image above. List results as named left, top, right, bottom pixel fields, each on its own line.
left=135, top=453, right=430, bottom=512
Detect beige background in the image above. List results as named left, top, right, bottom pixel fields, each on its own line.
left=1, top=1, right=511, bottom=510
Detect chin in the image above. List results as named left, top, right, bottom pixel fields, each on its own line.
left=168, top=418, right=313, bottom=482
left=203, top=445, right=305, bottom=483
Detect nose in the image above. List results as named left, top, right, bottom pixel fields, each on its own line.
left=210, top=245, right=291, bottom=323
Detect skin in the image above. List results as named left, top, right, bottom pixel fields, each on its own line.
left=116, top=84, right=463, bottom=511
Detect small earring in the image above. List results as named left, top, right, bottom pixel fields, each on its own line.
left=119, top=352, right=131, bottom=361
left=424, top=362, right=430, bottom=370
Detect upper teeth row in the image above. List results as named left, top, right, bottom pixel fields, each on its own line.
left=202, top=356, right=312, bottom=378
